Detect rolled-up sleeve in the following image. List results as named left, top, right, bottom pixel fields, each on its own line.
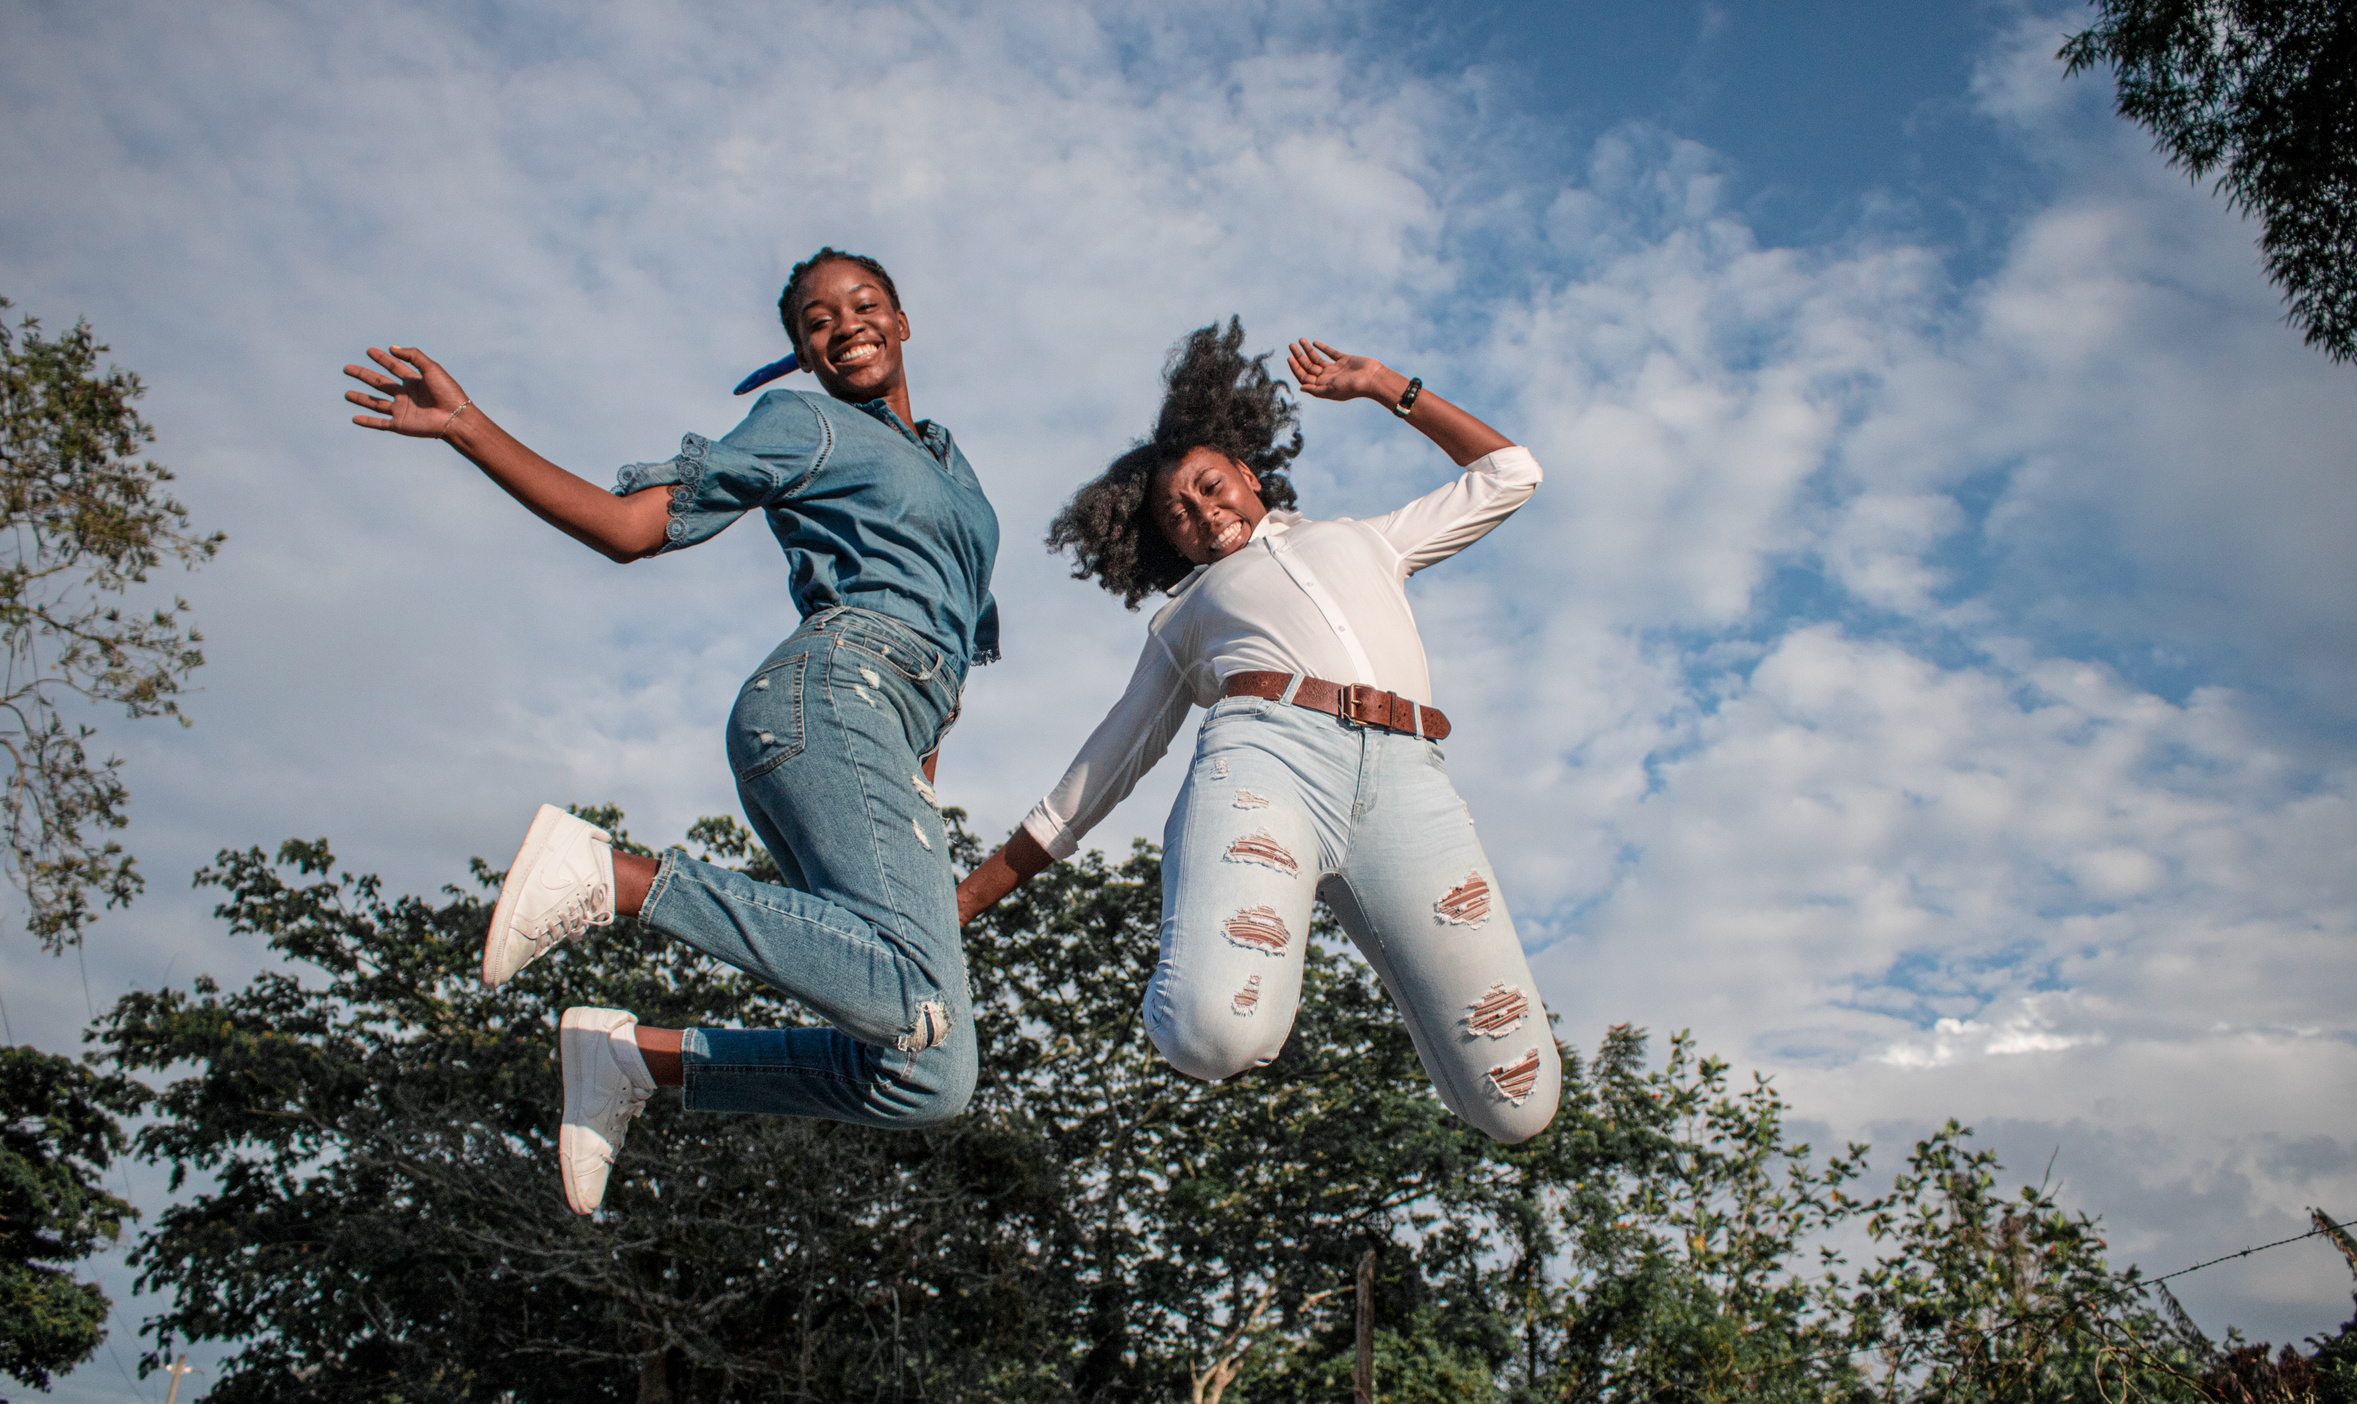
left=1365, top=445, right=1544, bottom=576
left=1021, top=635, right=1194, bottom=861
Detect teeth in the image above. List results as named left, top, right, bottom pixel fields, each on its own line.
left=838, top=344, right=878, bottom=365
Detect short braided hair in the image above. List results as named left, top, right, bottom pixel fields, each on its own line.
left=776, top=248, right=902, bottom=359
left=1046, top=318, right=1303, bottom=609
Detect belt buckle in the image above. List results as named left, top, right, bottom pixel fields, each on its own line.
left=1342, top=683, right=1383, bottom=730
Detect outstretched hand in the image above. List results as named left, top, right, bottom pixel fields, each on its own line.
left=343, top=345, right=472, bottom=437
left=1286, top=339, right=1396, bottom=403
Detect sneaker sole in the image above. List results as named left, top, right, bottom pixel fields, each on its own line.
left=559, top=1013, right=609, bottom=1215
left=483, top=804, right=577, bottom=988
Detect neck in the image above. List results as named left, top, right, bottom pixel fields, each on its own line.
left=821, top=375, right=916, bottom=429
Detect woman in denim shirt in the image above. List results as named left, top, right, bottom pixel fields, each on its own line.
left=343, top=250, right=999, bottom=1213
left=958, top=321, right=1558, bottom=1143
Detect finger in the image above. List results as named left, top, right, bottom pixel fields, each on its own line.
left=1291, top=338, right=1325, bottom=367
left=392, top=344, right=437, bottom=373
left=351, top=414, right=395, bottom=431
left=366, top=346, right=414, bottom=378
left=380, top=345, right=429, bottom=380
left=344, top=389, right=393, bottom=412
left=1312, top=340, right=1345, bottom=362
left=343, top=364, right=398, bottom=391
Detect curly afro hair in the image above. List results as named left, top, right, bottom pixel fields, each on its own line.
left=776, top=248, right=902, bottom=360
left=1046, top=318, right=1303, bottom=609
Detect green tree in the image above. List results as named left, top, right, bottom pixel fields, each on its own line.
left=101, top=810, right=1082, bottom=1403
left=2061, top=0, right=2357, bottom=362
left=1534, top=1029, right=1874, bottom=1403
left=96, top=811, right=2318, bottom=1401
left=0, top=298, right=220, bottom=949
left=1846, top=1122, right=2212, bottom=1403
left=964, top=833, right=1526, bottom=1402
left=0, top=1042, right=145, bottom=1391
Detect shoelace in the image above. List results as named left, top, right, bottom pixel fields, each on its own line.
left=614, top=1081, right=651, bottom=1125
left=529, top=882, right=615, bottom=948
left=586, top=1079, right=653, bottom=1152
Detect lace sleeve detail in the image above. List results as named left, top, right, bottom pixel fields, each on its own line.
left=612, top=432, right=782, bottom=553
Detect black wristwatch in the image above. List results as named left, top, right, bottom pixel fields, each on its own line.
left=1390, top=376, right=1423, bottom=419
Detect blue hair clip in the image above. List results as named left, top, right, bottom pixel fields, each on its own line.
left=733, top=352, right=799, bottom=395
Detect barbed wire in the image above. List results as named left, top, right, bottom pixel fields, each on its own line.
left=2145, top=1223, right=2341, bottom=1288
left=1732, top=1210, right=2352, bottom=1381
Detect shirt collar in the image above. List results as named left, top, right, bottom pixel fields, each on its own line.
left=852, top=399, right=955, bottom=465
left=1163, top=509, right=1302, bottom=597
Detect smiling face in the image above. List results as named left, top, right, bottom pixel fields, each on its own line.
left=1150, top=446, right=1270, bottom=567
left=791, top=259, right=910, bottom=406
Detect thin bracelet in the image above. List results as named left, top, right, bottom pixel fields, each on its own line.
left=1390, top=377, right=1422, bottom=419
left=439, top=400, right=473, bottom=438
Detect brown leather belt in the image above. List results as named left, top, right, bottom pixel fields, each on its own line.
left=1222, top=671, right=1451, bottom=741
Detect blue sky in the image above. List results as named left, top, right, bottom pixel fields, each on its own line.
left=3, top=1, right=2353, bottom=1394
left=1432, top=1, right=2014, bottom=247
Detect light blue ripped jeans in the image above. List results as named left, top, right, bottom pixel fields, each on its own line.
left=1149, top=688, right=1561, bottom=1143
left=638, top=607, right=972, bottom=1128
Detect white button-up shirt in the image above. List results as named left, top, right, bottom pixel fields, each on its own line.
left=1021, top=445, right=1542, bottom=860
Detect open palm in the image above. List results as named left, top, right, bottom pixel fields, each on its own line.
left=343, top=345, right=470, bottom=437
left=1286, top=339, right=1390, bottom=402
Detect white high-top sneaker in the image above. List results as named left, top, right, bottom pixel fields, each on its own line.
left=483, top=805, right=617, bottom=988
left=558, top=1006, right=655, bottom=1215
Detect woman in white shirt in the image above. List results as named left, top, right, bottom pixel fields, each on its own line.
left=958, top=320, right=1558, bottom=1141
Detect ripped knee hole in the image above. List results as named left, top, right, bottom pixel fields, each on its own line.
left=1435, top=871, right=1491, bottom=926
left=1487, top=1047, right=1542, bottom=1105
left=894, top=1000, right=953, bottom=1052
left=1464, top=982, right=1530, bottom=1038
left=1222, top=829, right=1298, bottom=876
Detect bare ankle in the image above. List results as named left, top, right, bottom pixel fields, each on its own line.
left=634, top=1026, right=684, bottom=1087
left=612, top=850, right=658, bottom=917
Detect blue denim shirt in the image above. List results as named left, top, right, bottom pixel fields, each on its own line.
left=614, top=389, right=1001, bottom=673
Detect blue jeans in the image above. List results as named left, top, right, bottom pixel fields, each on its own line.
left=639, top=607, right=973, bottom=1128
left=1149, top=690, right=1561, bottom=1142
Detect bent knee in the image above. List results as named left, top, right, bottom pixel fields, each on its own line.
left=1147, top=1002, right=1289, bottom=1083
left=882, top=1034, right=976, bottom=1128
left=891, top=1084, right=972, bottom=1129
left=1460, top=1047, right=1562, bottom=1143
left=1471, top=1094, right=1559, bottom=1144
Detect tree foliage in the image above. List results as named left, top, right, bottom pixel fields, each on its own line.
left=91, top=812, right=2357, bottom=1401
left=0, top=1042, right=145, bottom=1391
left=2062, top=0, right=2357, bottom=362
left=0, top=298, right=220, bottom=949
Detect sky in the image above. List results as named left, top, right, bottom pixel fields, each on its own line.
left=2, top=0, right=2353, bottom=1394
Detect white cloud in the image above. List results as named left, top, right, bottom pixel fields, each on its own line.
left=2, top=0, right=2353, bottom=1386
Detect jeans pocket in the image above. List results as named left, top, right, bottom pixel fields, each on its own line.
left=838, top=634, right=943, bottom=685
left=730, top=651, right=808, bottom=782
left=821, top=611, right=944, bottom=684
left=1200, top=696, right=1267, bottom=731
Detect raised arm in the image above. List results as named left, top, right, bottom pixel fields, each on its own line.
left=1285, top=340, right=1511, bottom=467
left=343, top=345, right=670, bottom=562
